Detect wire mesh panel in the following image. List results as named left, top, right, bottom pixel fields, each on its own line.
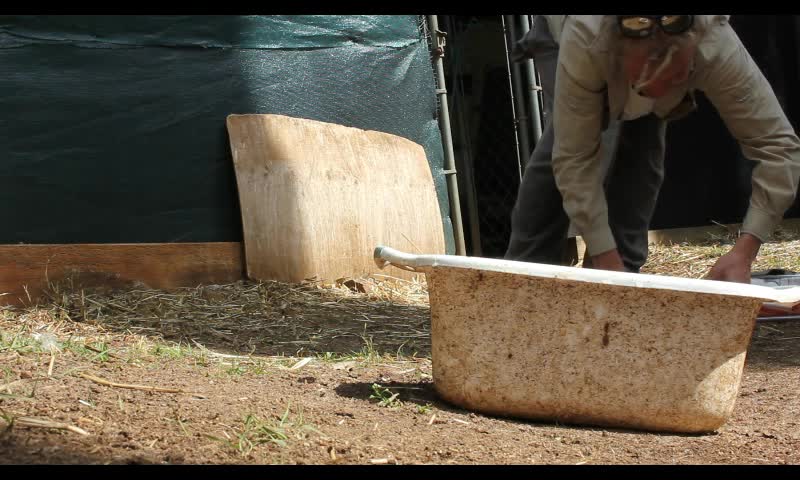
left=471, top=65, right=523, bottom=257
left=437, top=15, right=537, bottom=258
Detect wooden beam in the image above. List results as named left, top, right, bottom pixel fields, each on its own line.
left=574, top=218, right=800, bottom=262
left=646, top=218, right=800, bottom=245
left=0, top=242, right=244, bottom=307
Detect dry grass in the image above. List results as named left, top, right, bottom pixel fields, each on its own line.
left=642, top=228, right=800, bottom=278
left=2, top=230, right=797, bottom=366
left=1, top=275, right=432, bottom=362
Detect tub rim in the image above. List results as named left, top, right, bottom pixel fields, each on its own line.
left=374, top=245, right=800, bottom=305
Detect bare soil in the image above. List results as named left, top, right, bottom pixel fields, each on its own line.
left=1, top=277, right=799, bottom=465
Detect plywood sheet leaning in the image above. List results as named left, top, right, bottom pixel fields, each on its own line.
left=226, top=114, right=446, bottom=283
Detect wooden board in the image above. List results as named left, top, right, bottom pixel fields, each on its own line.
left=0, top=243, right=244, bottom=307
left=226, top=114, right=446, bottom=282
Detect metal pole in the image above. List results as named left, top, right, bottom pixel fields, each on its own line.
left=504, top=15, right=531, bottom=172
left=518, top=15, right=543, bottom=144
left=500, top=16, right=524, bottom=179
left=427, top=15, right=467, bottom=256
left=442, top=16, right=483, bottom=257
left=757, top=316, right=800, bottom=323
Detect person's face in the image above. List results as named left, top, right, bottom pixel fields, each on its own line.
left=617, top=16, right=698, bottom=98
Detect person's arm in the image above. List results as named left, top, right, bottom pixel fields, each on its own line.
left=697, top=22, right=800, bottom=282
left=551, top=19, right=625, bottom=270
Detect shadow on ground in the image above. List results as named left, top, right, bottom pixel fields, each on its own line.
left=23, top=280, right=432, bottom=359
left=333, top=381, right=715, bottom=438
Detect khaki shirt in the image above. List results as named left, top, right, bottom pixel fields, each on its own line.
left=550, top=15, right=800, bottom=256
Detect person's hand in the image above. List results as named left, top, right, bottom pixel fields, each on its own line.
left=706, top=233, right=762, bottom=283
left=585, top=248, right=627, bottom=272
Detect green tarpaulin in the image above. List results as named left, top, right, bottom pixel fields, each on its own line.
left=0, top=15, right=454, bottom=253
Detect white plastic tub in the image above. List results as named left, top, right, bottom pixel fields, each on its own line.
left=374, top=246, right=800, bottom=433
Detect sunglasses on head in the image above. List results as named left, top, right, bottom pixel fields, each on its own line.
left=617, top=15, right=695, bottom=38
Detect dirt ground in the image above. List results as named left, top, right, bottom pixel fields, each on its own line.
left=1, top=267, right=799, bottom=465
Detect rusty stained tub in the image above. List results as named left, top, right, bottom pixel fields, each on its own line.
left=374, top=246, right=800, bottom=433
